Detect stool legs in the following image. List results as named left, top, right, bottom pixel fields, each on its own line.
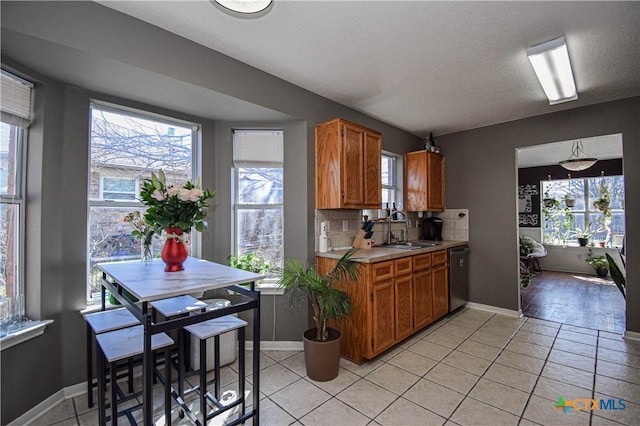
left=97, top=348, right=106, bottom=425
left=238, top=327, right=245, bottom=418
left=110, top=360, right=118, bottom=426
left=199, top=337, right=208, bottom=425
left=164, top=346, right=172, bottom=425
left=87, top=324, right=94, bottom=408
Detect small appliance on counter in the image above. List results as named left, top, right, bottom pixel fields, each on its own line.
left=421, top=217, right=443, bottom=241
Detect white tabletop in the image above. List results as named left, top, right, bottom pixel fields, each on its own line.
left=97, top=257, right=265, bottom=302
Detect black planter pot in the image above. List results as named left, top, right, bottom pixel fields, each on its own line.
left=577, top=238, right=589, bottom=247
left=596, top=267, right=609, bottom=278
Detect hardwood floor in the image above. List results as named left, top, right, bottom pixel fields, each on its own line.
left=521, top=270, right=626, bottom=333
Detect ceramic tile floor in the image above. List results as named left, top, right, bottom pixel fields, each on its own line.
left=31, top=308, right=640, bottom=425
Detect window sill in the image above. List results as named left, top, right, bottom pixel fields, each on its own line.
left=0, top=319, right=54, bottom=351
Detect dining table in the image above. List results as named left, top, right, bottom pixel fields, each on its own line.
left=97, top=256, right=264, bottom=425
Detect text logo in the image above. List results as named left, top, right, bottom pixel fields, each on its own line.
left=555, top=397, right=626, bottom=414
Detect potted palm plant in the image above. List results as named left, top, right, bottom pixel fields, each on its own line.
left=278, top=248, right=360, bottom=381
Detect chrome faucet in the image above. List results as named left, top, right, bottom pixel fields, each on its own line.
left=387, top=210, right=409, bottom=245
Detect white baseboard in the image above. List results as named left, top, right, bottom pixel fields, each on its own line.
left=259, top=340, right=303, bottom=351
left=465, top=302, right=523, bottom=318
left=624, top=330, right=640, bottom=342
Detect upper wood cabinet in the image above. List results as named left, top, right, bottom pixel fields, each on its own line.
left=404, top=150, right=446, bottom=212
left=315, top=118, right=382, bottom=209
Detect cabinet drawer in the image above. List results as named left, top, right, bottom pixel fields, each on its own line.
left=413, top=253, right=432, bottom=271
left=432, top=250, right=447, bottom=266
left=371, top=261, right=394, bottom=282
left=395, top=257, right=412, bottom=276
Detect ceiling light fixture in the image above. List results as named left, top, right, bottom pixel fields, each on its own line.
left=559, top=140, right=597, bottom=171
left=527, top=36, right=577, bottom=105
left=212, top=0, right=273, bottom=16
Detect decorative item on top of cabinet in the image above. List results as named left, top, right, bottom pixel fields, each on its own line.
left=315, top=118, right=382, bottom=209
left=404, top=150, right=445, bottom=212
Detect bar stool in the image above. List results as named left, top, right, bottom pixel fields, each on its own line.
left=184, top=315, right=247, bottom=425
left=96, top=325, right=174, bottom=425
left=84, top=308, right=140, bottom=408
left=151, top=295, right=207, bottom=403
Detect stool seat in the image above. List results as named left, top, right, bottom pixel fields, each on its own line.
left=184, top=315, right=247, bottom=340
left=150, top=295, right=207, bottom=317
left=96, top=325, right=174, bottom=362
left=84, top=308, right=140, bottom=334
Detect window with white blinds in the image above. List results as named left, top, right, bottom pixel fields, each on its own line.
left=1, top=70, right=32, bottom=336
left=233, top=130, right=284, bottom=166
left=1, top=70, right=33, bottom=127
left=232, top=129, right=284, bottom=273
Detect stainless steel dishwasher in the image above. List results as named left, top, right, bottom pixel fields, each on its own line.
left=448, top=246, right=469, bottom=312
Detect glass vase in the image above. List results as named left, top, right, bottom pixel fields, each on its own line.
left=141, top=243, right=153, bottom=263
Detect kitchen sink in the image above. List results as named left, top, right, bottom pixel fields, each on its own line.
left=379, top=244, right=421, bottom=250
left=378, top=242, right=438, bottom=250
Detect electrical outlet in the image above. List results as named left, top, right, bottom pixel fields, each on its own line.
left=343, top=220, right=349, bottom=231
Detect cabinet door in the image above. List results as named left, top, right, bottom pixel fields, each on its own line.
left=395, top=275, right=413, bottom=340
left=413, top=269, right=433, bottom=330
left=363, top=131, right=382, bottom=208
left=432, top=263, right=449, bottom=319
left=341, top=122, right=365, bottom=207
left=370, top=281, right=395, bottom=356
left=427, top=153, right=445, bottom=211
left=404, top=150, right=427, bottom=211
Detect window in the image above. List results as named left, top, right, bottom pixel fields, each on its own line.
left=381, top=153, right=397, bottom=207
left=88, top=103, right=197, bottom=304
left=233, top=130, right=284, bottom=272
left=101, top=176, right=138, bottom=200
left=541, top=175, right=625, bottom=247
left=1, top=70, right=32, bottom=336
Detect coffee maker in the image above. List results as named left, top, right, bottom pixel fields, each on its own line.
left=421, top=217, right=443, bottom=241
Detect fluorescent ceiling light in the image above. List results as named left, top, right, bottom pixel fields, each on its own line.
left=527, top=37, right=577, bottom=105
left=213, top=0, right=273, bottom=15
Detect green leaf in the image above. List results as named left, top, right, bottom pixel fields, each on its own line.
left=606, top=253, right=626, bottom=299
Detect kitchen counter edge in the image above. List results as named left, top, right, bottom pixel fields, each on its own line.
left=316, top=241, right=468, bottom=263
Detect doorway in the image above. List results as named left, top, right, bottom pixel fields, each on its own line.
left=516, top=134, right=626, bottom=332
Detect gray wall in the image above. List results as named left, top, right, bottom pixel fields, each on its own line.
left=438, top=97, right=639, bottom=331
left=1, top=1, right=421, bottom=423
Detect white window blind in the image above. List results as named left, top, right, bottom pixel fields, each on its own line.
left=233, top=130, right=283, bottom=166
left=1, top=70, right=33, bottom=127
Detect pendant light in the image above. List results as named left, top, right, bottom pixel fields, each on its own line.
left=212, top=0, right=273, bottom=16
left=559, top=140, right=597, bottom=171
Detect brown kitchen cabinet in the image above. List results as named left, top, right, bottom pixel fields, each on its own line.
left=315, top=118, right=382, bottom=209
left=404, top=150, right=446, bottom=211
left=319, top=249, right=449, bottom=364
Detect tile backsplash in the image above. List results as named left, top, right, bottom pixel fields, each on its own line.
left=314, top=208, right=469, bottom=251
left=433, top=209, right=469, bottom=241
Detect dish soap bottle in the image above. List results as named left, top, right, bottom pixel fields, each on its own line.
left=318, top=221, right=329, bottom=253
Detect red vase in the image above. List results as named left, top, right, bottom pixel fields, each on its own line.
left=161, top=227, right=188, bottom=272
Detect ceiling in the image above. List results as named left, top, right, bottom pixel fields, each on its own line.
left=95, top=0, right=640, bottom=138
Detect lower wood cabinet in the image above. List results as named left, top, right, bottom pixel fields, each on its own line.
left=319, top=249, right=449, bottom=364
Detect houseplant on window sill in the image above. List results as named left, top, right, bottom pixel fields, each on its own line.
left=278, top=248, right=360, bottom=381
left=574, top=221, right=599, bottom=247
left=139, top=169, right=215, bottom=272
left=228, top=252, right=272, bottom=286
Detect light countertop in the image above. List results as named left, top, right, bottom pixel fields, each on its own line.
left=316, top=240, right=468, bottom=263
